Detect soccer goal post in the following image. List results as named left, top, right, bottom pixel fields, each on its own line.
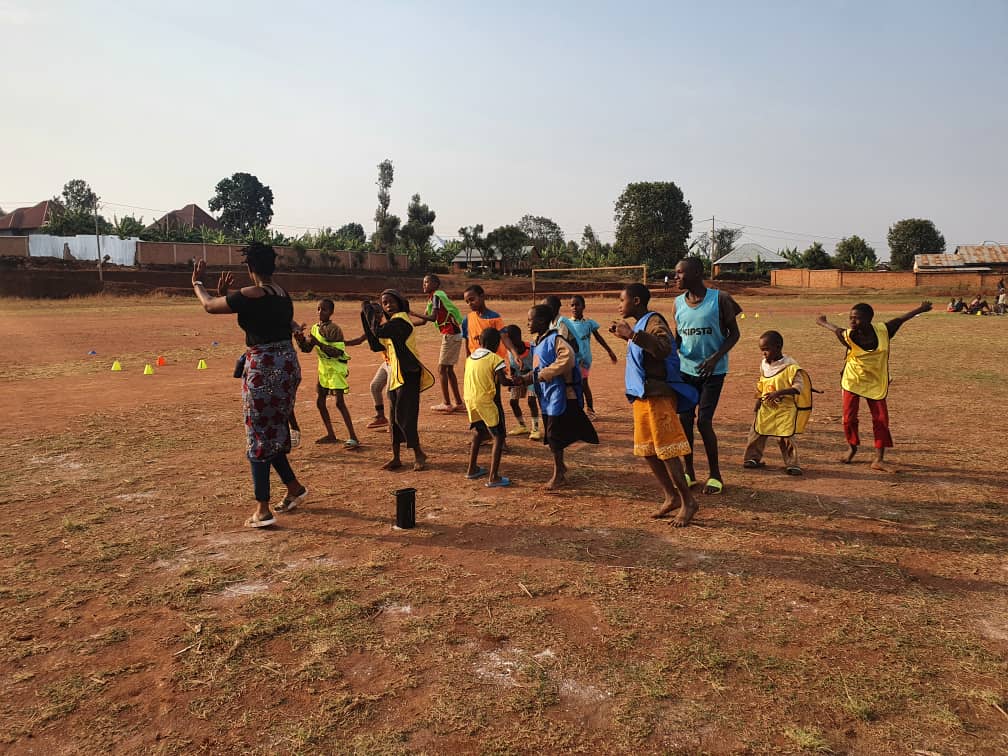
left=531, top=265, right=648, bottom=301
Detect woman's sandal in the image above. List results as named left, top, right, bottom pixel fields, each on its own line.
left=275, top=487, right=309, bottom=513
left=703, top=478, right=724, bottom=495
left=245, top=513, right=276, bottom=528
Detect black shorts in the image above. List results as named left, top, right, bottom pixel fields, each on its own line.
left=680, top=373, right=726, bottom=425
left=470, top=419, right=505, bottom=438
left=317, top=382, right=349, bottom=396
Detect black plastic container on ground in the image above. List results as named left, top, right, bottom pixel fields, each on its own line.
left=395, top=488, right=416, bottom=529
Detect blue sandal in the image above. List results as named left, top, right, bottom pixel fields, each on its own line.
left=485, top=477, right=511, bottom=488
left=465, top=466, right=488, bottom=480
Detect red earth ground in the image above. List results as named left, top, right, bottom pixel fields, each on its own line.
left=0, top=288, right=1005, bottom=754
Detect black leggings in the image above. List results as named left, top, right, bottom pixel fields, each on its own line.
left=250, top=454, right=295, bottom=503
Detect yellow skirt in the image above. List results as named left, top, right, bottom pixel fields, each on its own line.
left=633, top=396, right=691, bottom=460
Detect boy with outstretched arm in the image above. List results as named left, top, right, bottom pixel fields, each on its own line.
left=417, top=274, right=465, bottom=412
left=293, top=299, right=360, bottom=448
left=816, top=300, right=932, bottom=471
left=568, top=295, right=618, bottom=421
left=463, top=328, right=510, bottom=487
left=611, top=284, right=700, bottom=526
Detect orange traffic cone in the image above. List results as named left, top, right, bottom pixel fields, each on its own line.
left=156, top=355, right=167, bottom=367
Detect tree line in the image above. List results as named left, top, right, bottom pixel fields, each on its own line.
left=34, top=170, right=946, bottom=272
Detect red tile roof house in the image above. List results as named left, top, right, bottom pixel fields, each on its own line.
left=0, top=200, right=61, bottom=236
left=145, top=204, right=222, bottom=232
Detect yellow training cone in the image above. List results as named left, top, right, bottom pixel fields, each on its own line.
left=143, top=363, right=154, bottom=375
left=197, top=359, right=208, bottom=370
left=754, top=313, right=760, bottom=319
left=740, top=313, right=746, bottom=319
left=111, top=360, right=122, bottom=372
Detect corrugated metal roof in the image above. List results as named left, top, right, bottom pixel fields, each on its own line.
left=451, top=248, right=501, bottom=263
left=916, top=245, right=1008, bottom=268
left=713, top=242, right=789, bottom=266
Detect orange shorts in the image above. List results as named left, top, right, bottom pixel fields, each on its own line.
left=633, top=396, right=691, bottom=460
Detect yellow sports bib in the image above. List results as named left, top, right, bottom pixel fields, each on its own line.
left=841, top=323, right=889, bottom=400
left=311, top=323, right=349, bottom=391
left=379, top=312, right=436, bottom=393
left=463, top=351, right=504, bottom=426
left=754, top=364, right=814, bottom=437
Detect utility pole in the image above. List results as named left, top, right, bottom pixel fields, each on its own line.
left=711, top=216, right=716, bottom=273
left=94, top=198, right=104, bottom=284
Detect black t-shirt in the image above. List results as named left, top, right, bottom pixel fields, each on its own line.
left=226, top=288, right=294, bottom=347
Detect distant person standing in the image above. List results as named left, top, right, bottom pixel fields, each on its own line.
left=671, top=257, right=742, bottom=495
left=663, top=274, right=669, bottom=291
left=417, top=274, right=465, bottom=412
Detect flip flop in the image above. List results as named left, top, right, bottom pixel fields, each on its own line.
left=466, top=466, right=488, bottom=480
left=344, top=439, right=360, bottom=449
left=245, top=513, right=276, bottom=528
left=703, top=478, right=724, bottom=495
left=785, top=467, right=803, bottom=476
left=485, top=477, right=511, bottom=488
left=684, top=473, right=700, bottom=488
left=275, top=486, right=308, bottom=513
left=743, top=460, right=766, bottom=469
left=315, top=436, right=340, bottom=444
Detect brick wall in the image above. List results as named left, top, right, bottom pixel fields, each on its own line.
left=841, top=271, right=916, bottom=288
left=0, top=236, right=29, bottom=257
left=772, top=268, right=1001, bottom=292
left=135, top=242, right=407, bottom=272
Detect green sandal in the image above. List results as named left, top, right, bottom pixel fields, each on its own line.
left=703, top=478, right=724, bottom=495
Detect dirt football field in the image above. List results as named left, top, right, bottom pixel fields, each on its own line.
left=1, top=291, right=1006, bottom=755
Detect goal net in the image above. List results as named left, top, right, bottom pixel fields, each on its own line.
left=531, top=265, right=647, bottom=301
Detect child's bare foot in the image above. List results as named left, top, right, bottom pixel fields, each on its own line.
left=652, top=497, right=678, bottom=519
left=672, top=500, right=699, bottom=527
left=870, top=460, right=899, bottom=473
left=544, top=475, right=567, bottom=490
left=381, top=459, right=403, bottom=471
left=412, top=450, right=427, bottom=471
left=841, top=445, right=858, bottom=463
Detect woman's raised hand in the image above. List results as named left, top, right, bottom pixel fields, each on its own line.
left=192, top=258, right=206, bottom=284
left=218, top=270, right=235, bottom=297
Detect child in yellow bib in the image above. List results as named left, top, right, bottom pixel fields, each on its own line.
left=463, top=328, right=510, bottom=487
left=817, top=300, right=932, bottom=471
left=294, top=299, right=360, bottom=448
left=743, top=331, right=812, bottom=475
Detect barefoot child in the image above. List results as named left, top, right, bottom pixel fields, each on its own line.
left=568, top=295, right=618, bottom=420
left=743, top=330, right=813, bottom=476
left=502, top=324, right=541, bottom=439
left=463, top=329, right=510, bottom=487
left=363, top=291, right=435, bottom=471
left=293, top=299, right=360, bottom=448
left=524, top=305, right=598, bottom=489
left=610, top=284, right=699, bottom=526
left=816, top=300, right=932, bottom=471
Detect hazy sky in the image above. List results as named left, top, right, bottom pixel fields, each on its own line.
left=2, top=1, right=1006, bottom=255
